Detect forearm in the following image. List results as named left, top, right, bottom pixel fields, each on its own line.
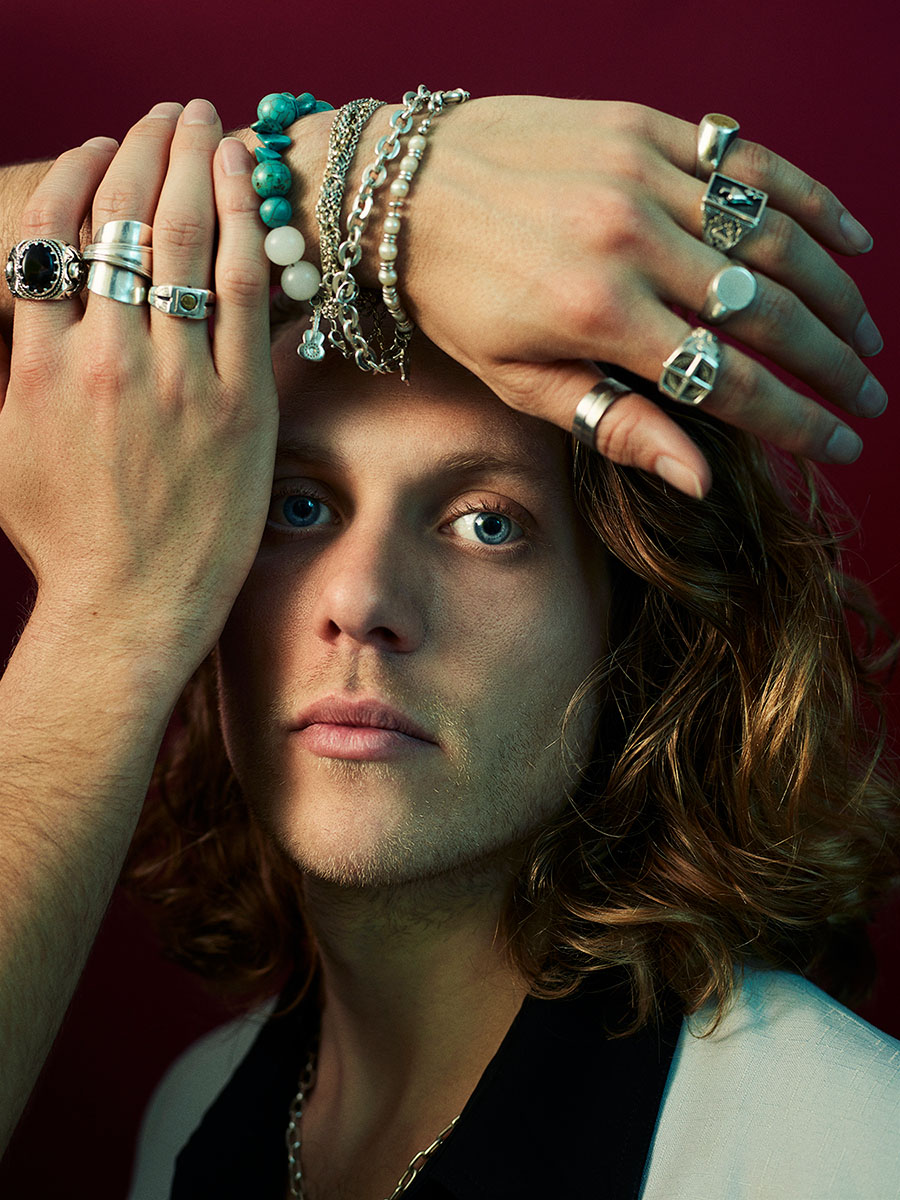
left=0, top=602, right=187, bottom=1156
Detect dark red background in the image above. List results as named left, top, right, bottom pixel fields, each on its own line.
left=1, top=0, right=898, bottom=1194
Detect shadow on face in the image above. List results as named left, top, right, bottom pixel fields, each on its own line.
left=213, top=325, right=612, bottom=889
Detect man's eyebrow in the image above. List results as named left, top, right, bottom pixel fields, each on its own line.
left=275, top=440, right=551, bottom=485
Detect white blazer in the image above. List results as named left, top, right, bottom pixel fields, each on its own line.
left=127, top=967, right=900, bottom=1200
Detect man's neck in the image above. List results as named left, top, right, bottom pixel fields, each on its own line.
left=297, top=854, right=529, bottom=1165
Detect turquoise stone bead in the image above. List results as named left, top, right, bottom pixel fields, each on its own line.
left=254, top=146, right=282, bottom=163
left=259, top=196, right=292, bottom=227
left=251, top=160, right=291, bottom=198
left=257, top=132, right=292, bottom=151
left=251, top=118, right=283, bottom=135
left=257, top=92, right=297, bottom=129
left=294, top=92, right=316, bottom=115
left=314, top=100, right=335, bottom=112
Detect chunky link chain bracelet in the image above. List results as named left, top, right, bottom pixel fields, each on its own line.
left=323, top=85, right=470, bottom=377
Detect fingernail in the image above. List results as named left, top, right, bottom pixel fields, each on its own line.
left=655, top=455, right=704, bottom=499
left=854, top=312, right=883, bottom=357
left=825, top=425, right=863, bottom=463
left=147, top=101, right=183, bottom=120
left=220, top=137, right=251, bottom=175
left=840, top=211, right=873, bottom=253
left=183, top=98, right=217, bottom=126
left=855, top=375, right=888, bottom=418
left=82, top=136, right=119, bottom=151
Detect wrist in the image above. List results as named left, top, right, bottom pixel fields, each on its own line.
left=231, top=104, right=393, bottom=292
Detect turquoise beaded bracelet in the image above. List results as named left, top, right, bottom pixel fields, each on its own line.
left=250, top=90, right=334, bottom=302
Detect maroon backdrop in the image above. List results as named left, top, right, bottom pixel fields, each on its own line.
left=2, top=0, right=898, bottom=1194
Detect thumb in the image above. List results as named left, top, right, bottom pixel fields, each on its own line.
left=487, top=357, right=712, bottom=499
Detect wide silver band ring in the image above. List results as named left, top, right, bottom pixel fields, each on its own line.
left=86, top=263, right=149, bottom=306
left=83, top=246, right=153, bottom=279
left=571, top=377, right=632, bottom=448
left=696, top=113, right=740, bottom=180
left=149, top=285, right=216, bottom=319
left=93, top=219, right=153, bottom=249
left=5, top=238, right=86, bottom=300
left=659, top=328, right=720, bottom=405
left=701, top=172, right=768, bottom=253
left=699, top=264, right=758, bottom=324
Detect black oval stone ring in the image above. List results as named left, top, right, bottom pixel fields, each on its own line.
left=5, top=238, right=87, bottom=301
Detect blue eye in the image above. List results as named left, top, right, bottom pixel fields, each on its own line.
left=271, top=493, right=333, bottom=529
left=450, top=510, right=522, bottom=545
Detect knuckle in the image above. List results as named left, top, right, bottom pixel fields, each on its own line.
left=547, top=271, right=622, bottom=344
left=216, top=258, right=268, bottom=305
left=593, top=399, right=645, bottom=465
left=736, top=139, right=777, bottom=184
left=752, top=281, right=796, bottom=334
left=793, top=172, right=833, bottom=226
left=592, top=187, right=649, bottom=257
left=607, top=101, right=652, bottom=141
left=79, top=339, right=136, bottom=395
left=20, top=201, right=64, bottom=237
left=762, top=210, right=797, bottom=269
left=93, top=187, right=138, bottom=221
left=154, top=210, right=210, bottom=252
left=607, top=136, right=654, bottom=187
left=720, top=351, right=760, bottom=414
left=829, top=344, right=865, bottom=398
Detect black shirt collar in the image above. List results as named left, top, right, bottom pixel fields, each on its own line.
left=172, top=970, right=683, bottom=1199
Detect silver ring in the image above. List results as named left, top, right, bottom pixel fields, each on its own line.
left=699, top=265, right=757, bottom=324
left=86, top=262, right=148, bottom=306
left=701, top=172, right=768, bottom=253
left=149, top=285, right=216, bottom=320
left=659, top=328, right=720, bottom=405
left=83, top=246, right=152, bottom=279
left=571, top=377, right=632, bottom=448
left=5, top=238, right=86, bottom=300
left=696, top=113, right=740, bottom=180
left=93, top=220, right=153, bottom=249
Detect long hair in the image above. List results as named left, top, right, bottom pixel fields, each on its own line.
left=122, top=382, right=900, bottom=1035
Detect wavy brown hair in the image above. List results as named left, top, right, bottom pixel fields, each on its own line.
left=122, top=381, right=900, bottom=1036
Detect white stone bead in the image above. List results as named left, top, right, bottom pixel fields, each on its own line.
left=281, top=260, right=321, bottom=301
left=399, top=155, right=419, bottom=175
left=389, top=178, right=410, bottom=198
left=378, top=267, right=398, bottom=286
left=408, top=134, right=427, bottom=153
left=378, top=241, right=398, bottom=262
left=264, top=225, right=306, bottom=266
left=383, top=215, right=402, bottom=235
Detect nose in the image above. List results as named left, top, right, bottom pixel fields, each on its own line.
left=310, top=519, right=425, bottom=653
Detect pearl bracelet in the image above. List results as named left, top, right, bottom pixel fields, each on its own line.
left=250, top=90, right=334, bottom=302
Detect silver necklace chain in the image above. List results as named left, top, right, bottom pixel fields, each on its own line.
left=285, top=1039, right=460, bottom=1199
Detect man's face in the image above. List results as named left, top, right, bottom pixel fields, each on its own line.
left=215, top=335, right=610, bottom=889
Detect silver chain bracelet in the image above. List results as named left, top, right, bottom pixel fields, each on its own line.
left=324, top=85, right=470, bottom=377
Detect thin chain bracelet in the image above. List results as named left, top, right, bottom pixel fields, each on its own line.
left=376, top=88, right=466, bottom=370
left=327, top=85, right=470, bottom=377
left=298, top=97, right=385, bottom=362
left=285, top=1037, right=460, bottom=1200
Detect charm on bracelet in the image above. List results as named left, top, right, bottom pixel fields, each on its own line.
left=701, top=172, right=768, bottom=253
left=5, top=238, right=86, bottom=300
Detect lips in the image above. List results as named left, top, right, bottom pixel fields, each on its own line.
left=292, top=696, right=437, bottom=745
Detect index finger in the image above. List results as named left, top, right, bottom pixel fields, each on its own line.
left=630, top=105, right=874, bottom=257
